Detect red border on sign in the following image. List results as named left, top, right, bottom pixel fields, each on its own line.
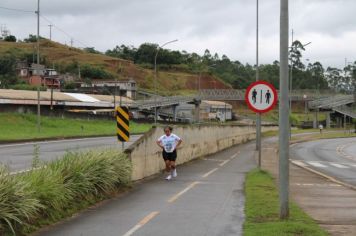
left=245, top=81, right=278, bottom=114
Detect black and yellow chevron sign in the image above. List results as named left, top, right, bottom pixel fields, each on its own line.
left=116, top=106, right=130, bottom=142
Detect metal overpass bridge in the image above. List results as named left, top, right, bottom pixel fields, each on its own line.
left=132, top=89, right=332, bottom=110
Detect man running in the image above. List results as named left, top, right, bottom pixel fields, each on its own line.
left=156, top=126, right=182, bottom=180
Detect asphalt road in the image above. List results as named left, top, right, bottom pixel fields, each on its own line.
left=35, top=141, right=257, bottom=236
left=290, top=137, right=356, bottom=186
left=0, top=135, right=141, bottom=172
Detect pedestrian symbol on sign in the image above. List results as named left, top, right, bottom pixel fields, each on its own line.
left=265, top=90, right=271, bottom=104
left=252, top=89, right=257, bottom=104
left=245, top=81, right=277, bottom=114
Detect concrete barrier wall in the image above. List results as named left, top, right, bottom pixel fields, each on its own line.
left=125, top=125, right=277, bottom=181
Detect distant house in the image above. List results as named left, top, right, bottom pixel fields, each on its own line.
left=80, top=78, right=137, bottom=99
left=16, top=62, right=62, bottom=89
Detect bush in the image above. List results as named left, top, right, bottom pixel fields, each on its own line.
left=0, top=149, right=132, bottom=235
left=4, top=35, right=16, bottom=42
left=80, top=64, right=114, bottom=80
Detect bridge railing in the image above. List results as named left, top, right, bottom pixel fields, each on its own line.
left=332, top=105, right=356, bottom=119
left=308, top=95, right=354, bottom=109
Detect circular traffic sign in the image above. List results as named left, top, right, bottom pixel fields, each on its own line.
left=245, top=81, right=277, bottom=113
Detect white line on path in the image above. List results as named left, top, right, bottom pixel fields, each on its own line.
left=202, top=168, right=219, bottom=178
left=291, top=160, right=308, bottom=167
left=219, top=159, right=230, bottom=167
left=122, top=211, right=159, bottom=236
left=230, top=152, right=239, bottom=160
left=294, top=183, right=342, bottom=187
left=307, top=161, right=328, bottom=168
left=329, top=163, right=349, bottom=169
left=168, top=181, right=200, bottom=203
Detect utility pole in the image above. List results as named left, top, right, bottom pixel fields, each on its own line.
left=36, top=0, right=41, bottom=133
left=256, top=0, right=262, bottom=168
left=279, top=0, right=290, bottom=219
left=78, top=64, right=81, bottom=79
left=36, top=0, right=40, bottom=64
left=70, top=38, right=74, bottom=47
left=114, top=76, right=117, bottom=109
left=48, top=24, right=53, bottom=40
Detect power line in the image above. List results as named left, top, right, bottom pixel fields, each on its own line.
left=0, top=6, right=34, bottom=13
left=0, top=4, right=90, bottom=49
left=40, top=14, right=90, bottom=48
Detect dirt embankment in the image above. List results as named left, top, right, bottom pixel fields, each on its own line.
left=1, top=40, right=231, bottom=94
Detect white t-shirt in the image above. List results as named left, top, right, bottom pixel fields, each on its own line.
left=157, top=133, right=181, bottom=153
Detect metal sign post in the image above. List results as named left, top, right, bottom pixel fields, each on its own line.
left=245, top=81, right=278, bottom=168
left=116, top=106, right=130, bottom=151
left=279, top=0, right=290, bottom=219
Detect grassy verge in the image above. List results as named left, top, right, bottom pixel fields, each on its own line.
left=244, top=169, right=328, bottom=236
left=0, top=113, right=152, bottom=141
left=0, top=149, right=132, bottom=235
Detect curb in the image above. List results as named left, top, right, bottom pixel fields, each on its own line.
left=290, top=160, right=356, bottom=192
left=0, top=132, right=147, bottom=145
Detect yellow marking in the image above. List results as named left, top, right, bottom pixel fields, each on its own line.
left=202, top=168, right=219, bottom=178
left=117, top=116, right=129, bottom=131
left=168, top=181, right=200, bottom=203
left=117, top=128, right=129, bottom=141
left=117, top=107, right=129, bottom=120
left=122, top=211, right=159, bottom=236
left=138, top=211, right=159, bottom=226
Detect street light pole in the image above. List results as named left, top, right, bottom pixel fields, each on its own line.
left=154, top=39, right=178, bottom=125
left=279, top=0, right=290, bottom=219
left=289, top=34, right=311, bottom=138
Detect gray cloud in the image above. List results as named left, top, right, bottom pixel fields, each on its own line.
left=1, top=0, right=356, bottom=67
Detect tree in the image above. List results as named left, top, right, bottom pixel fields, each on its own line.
left=344, top=62, right=356, bottom=96
left=23, top=34, right=44, bottom=43
left=4, top=35, right=16, bottom=42
left=289, top=40, right=306, bottom=70
left=326, top=67, right=344, bottom=92
left=0, top=55, right=18, bottom=87
left=307, top=62, right=327, bottom=90
left=135, top=43, right=157, bottom=64
left=84, top=47, right=101, bottom=54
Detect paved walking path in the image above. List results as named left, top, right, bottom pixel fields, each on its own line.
left=34, top=142, right=257, bottom=236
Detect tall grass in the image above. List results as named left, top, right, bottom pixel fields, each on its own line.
left=0, top=149, right=132, bottom=235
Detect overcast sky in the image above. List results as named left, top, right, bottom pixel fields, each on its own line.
left=1, top=0, right=355, bottom=68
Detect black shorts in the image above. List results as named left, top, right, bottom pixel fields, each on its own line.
left=162, top=150, right=177, bottom=161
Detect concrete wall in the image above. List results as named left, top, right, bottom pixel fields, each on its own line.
left=125, top=125, right=277, bottom=181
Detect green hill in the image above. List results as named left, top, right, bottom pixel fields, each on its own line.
left=0, top=40, right=231, bottom=95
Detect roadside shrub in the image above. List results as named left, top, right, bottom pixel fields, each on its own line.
left=49, top=149, right=131, bottom=198
left=0, top=149, right=132, bottom=235
left=0, top=167, right=43, bottom=235
left=20, top=168, right=73, bottom=214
